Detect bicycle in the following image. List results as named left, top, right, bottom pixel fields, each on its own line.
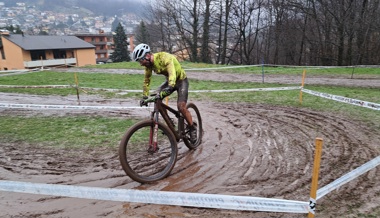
left=119, top=94, right=203, bottom=183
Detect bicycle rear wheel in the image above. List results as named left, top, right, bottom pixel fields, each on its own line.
left=183, top=103, right=203, bottom=149
left=119, top=120, right=178, bottom=183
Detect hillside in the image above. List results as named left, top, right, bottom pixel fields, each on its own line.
left=2, top=0, right=142, bottom=16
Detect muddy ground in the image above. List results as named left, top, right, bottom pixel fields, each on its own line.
left=0, top=69, right=379, bottom=218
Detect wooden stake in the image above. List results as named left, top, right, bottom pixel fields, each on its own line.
left=74, top=72, right=80, bottom=105
left=308, top=138, right=323, bottom=217
left=299, top=69, right=306, bottom=105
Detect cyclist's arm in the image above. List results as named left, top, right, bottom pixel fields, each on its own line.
left=143, top=68, right=152, bottom=97
left=157, top=81, right=168, bottom=92
left=166, top=59, right=177, bottom=87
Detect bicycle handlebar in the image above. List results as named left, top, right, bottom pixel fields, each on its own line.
left=145, top=96, right=159, bottom=103
left=141, top=94, right=160, bottom=107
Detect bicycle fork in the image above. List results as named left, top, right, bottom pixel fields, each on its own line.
left=148, top=112, right=160, bottom=154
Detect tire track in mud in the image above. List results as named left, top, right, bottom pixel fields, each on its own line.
left=140, top=102, right=379, bottom=203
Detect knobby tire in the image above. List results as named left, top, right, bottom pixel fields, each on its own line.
left=183, top=103, right=203, bottom=149
left=119, top=120, right=178, bottom=183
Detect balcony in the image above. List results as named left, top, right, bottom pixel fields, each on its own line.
left=24, top=58, right=77, bottom=68
left=92, top=41, right=107, bottom=45
left=95, top=49, right=108, bottom=54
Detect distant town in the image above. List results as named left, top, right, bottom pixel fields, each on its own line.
left=0, top=2, right=141, bottom=35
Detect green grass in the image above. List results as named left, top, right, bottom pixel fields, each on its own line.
left=0, top=65, right=379, bottom=148
left=0, top=71, right=165, bottom=96
left=0, top=115, right=136, bottom=148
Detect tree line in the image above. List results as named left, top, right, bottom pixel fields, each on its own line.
left=134, top=0, right=380, bottom=66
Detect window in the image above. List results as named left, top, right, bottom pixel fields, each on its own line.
left=0, top=48, right=5, bottom=59
left=30, top=50, right=46, bottom=60
left=53, top=49, right=67, bottom=59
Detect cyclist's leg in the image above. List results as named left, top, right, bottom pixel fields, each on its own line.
left=176, top=78, right=192, bottom=126
left=176, top=78, right=197, bottom=143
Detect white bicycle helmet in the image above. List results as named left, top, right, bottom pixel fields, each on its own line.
left=132, top=43, right=151, bottom=61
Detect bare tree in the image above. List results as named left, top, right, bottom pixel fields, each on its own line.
left=228, top=0, right=264, bottom=64
left=165, top=0, right=201, bottom=62
left=143, top=1, right=177, bottom=52
left=214, top=0, right=232, bottom=64
left=142, top=0, right=380, bottom=66
left=200, top=0, right=212, bottom=63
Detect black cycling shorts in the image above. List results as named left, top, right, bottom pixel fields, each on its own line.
left=158, top=78, right=189, bottom=103
left=175, top=77, right=189, bottom=103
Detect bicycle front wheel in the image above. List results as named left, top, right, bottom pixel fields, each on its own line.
left=119, top=120, right=178, bottom=183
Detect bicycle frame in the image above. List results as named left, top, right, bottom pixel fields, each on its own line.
left=150, top=99, right=185, bottom=145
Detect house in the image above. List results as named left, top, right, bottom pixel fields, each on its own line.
left=0, top=31, right=96, bottom=70
left=75, top=31, right=114, bottom=64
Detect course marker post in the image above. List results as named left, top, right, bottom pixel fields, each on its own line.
left=74, top=72, right=80, bottom=105
left=261, top=58, right=265, bottom=83
left=299, top=69, right=306, bottom=105
left=308, top=138, right=323, bottom=217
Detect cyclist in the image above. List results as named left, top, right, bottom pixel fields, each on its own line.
left=132, top=43, right=197, bottom=143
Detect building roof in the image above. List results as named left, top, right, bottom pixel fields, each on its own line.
left=3, top=34, right=95, bottom=50
left=74, top=33, right=113, bottom=37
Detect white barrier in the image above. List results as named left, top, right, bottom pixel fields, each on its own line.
left=0, top=103, right=149, bottom=110
left=302, top=88, right=380, bottom=111
left=0, top=180, right=309, bottom=213
left=0, top=86, right=301, bottom=110
left=1, top=155, right=379, bottom=214
left=317, top=155, right=380, bottom=200
left=0, top=85, right=141, bottom=92
left=190, top=86, right=301, bottom=93
left=183, top=64, right=378, bottom=71
left=0, top=85, right=71, bottom=88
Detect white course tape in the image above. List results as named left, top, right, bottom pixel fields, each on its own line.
left=0, top=85, right=71, bottom=88
left=0, top=180, right=309, bottom=213
left=317, top=155, right=380, bottom=200
left=190, top=86, right=301, bottom=93
left=183, top=64, right=361, bottom=71
left=0, top=103, right=151, bottom=110
left=302, top=88, right=380, bottom=111
left=0, top=85, right=142, bottom=93
left=184, top=65, right=261, bottom=71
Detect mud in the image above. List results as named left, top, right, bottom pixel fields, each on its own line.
left=0, top=69, right=379, bottom=218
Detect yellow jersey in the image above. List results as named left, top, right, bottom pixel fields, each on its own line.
left=143, top=52, right=187, bottom=96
